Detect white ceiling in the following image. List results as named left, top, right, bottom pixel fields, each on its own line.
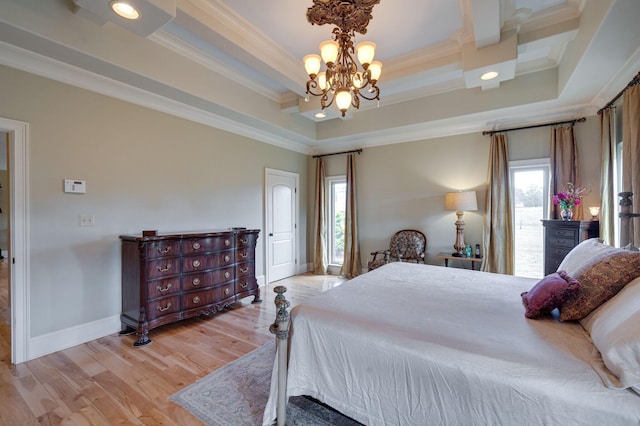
left=1, top=0, right=640, bottom=154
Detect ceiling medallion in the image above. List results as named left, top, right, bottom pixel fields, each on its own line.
left=303, top=0, right=382, bottom=117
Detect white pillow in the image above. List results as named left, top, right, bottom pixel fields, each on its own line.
left=579, top=276, right=640, bottom=389
left=557, top=238, right=618, bottom=276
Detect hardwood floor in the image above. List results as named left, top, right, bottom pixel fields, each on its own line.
left=0, top=272, right=345, bottom=425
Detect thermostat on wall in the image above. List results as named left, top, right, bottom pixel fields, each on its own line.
left=64, top=179, right=86, bottom=194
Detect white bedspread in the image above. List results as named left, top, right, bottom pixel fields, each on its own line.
left=263, top=263, right=640, bottom=425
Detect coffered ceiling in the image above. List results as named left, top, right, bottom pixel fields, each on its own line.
left=1, top=0, right=639, bottom=154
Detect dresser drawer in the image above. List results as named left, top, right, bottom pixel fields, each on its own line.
left=550, top=228, right=577, bottom=238
left=147, top=277, right=181, bottom=299
left=146, top=258, right=181, bottom=280
left=182, top=290, right=216, bottom=310
left=214, top=283, right=236, bottom=301
left=236, top=277, right=257, bottom=294
left=236, top=261, right=254, bottom=279
left=182, top=266, right=235, bottom=290
left=236, top=232, right=256, bottom=248
left=146, top=295, right=180, bottom=321
left=145, top=240, right=180, bottom=259
left=182, top=255, right=217, bottom=273
left=182, top=236, right=234, bottom=255
left=548, top=237, right=576, bottom=249
left=236, top=247, right=255, bottom=262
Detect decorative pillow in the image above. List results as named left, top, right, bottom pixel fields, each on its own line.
left=559, top=250, right=640, bottom=321
left=520, top=271, right=581, bottom=319
left=578, top=276, right=640, bottom=389
left=557, top=238, right=618, bottom=276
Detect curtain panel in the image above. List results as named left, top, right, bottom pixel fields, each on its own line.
left=339, top=153, right=362, bottom=278
left=313, top=158, right=328, bottom=274
left=550, top=125, right=583, bottom=220
left=600, top=108, right=617, bottom=245
left=481, top=134, right=514, bottom=275
left=623, top=85, right=640, bottom=245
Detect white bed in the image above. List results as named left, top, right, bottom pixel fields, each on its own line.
left=263, top=254, right=640, bottom=425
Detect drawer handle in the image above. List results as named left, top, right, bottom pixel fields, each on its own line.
left=192, top=259, right=201, bottom=268
left=224, top=254, right=231, bottom=262
left=192, top=278, right=201, bottom=286
left=240, top=238, right=248, bottom=244
left=225, top=239, right=231, bottom=246
left=156, top=283, right=172, bottom=293
left=240, top=252, right=248, bottom=258
left=240, top=267, right=249, bottom=273
left=157, top=302, right=172, bottom=312
left=157, top=264, right=171, bottom=273
left=192, top=242, right=201, bottom=250
left=240, top=282, right=248, bottom=289
left=224, top=271, right=231, bottom=279
left=224, top=288, right=230, bottom=295
left=157, top=246, right=171, bottom=254
left=193, top=296, right=201, bottom=304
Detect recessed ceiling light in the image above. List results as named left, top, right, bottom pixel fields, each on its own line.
left=481, top=71, right=499, bottom=81
left=110, top=1, right=140, bottom=20
left=315, top=110, right=327, bottom=118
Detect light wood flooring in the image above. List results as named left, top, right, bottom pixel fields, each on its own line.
left=0, top=269, right=345, bottom=425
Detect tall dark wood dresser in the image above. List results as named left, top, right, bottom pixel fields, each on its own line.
left=120, top=228, right=260, bottom=346
left=541, top=220, right=600, bottom=275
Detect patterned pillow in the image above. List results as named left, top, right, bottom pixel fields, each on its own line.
left=557, top=238, right=618, bottom=276
left=559, top=250, right=640, bottom=321
left=521, top=271, right=581, bottom=319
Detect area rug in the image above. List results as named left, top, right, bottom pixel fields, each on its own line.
left=169, top=340, right=362, bottom=426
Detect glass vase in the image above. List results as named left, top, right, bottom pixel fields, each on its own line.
left=560, top=208, right=573, bottom=221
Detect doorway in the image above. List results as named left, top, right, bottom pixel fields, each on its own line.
left=265, top=169, right=299, bottom=283
left=0, top=117, right=29, bottom=364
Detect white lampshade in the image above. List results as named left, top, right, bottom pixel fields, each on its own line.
left=369, top=61, right=382, bottom=81
left=445, top=191, right=478, bottom=212
left=303, top=54, right=321, bottom=76
left=335, top=89, right=352, bottom=112
left=320, top=40, right=339, bottom=64
left=356, top=41, right=376, bottom=66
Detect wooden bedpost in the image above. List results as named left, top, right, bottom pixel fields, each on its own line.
left=618, top=192, right=640, bottom=247
left=269, top=285, right=290, bottom=426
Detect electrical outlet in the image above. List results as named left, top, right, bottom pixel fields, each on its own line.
left=80, top=215, right=95, bottom=226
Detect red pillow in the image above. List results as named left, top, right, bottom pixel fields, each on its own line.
left=521, top=271, right=581, bottom=319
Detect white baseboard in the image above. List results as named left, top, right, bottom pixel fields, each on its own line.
left=28, top=315, right=121, bottom=361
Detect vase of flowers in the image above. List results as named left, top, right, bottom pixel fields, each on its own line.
left=553, top=182, right=589, bottom=221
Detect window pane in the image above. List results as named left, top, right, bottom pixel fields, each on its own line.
left=331, top=181, right=346, bottom=264
left=513, top=169, right=545, bottom=278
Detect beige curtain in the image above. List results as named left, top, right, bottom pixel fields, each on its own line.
left=600, top=108, right=617, bottom=245
left=313, top=158, right=328, bottom=274
left=481, top=134, right=514, bottom=274
left=339, top=153, right=362, bottom=278
left=550, top=125, right=583, bottom=220
left=623, top=84, right=640, bottom=245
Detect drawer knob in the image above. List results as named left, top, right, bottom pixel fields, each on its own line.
left=192, top=278, right=201, bottom=286
left=157, top=264, right=171, bottom=273
left=240, top=266, right=249, bottom=274
left=157, top=246, right=171, bottom=254
left=240, top=282, right=248, bottom=289
left=192, top=242, right=201, bottom=250
left=193, top=296, right=201, bottom=304
left=240, top=238, right=248, bottom=244
left=225, top=239, right=231, bottom=246
left=240, top=252, right=248, bottom=258
left=192, top=259, right=201, bottom=268
left=224, top=271, right=231, bottom=279
left=156, top=283, right=172, bottom=293
left=224, top=255, right=231, bottom=262
left=157, top=302, right=172, bottom=312
left=224, top=288, right=230, bottom=295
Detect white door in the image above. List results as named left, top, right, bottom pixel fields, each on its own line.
left=265, top=169, right=298, bottom=283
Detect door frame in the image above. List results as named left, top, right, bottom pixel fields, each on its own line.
left=1, top=117, right=29, bottom=364
left=264, top=168, right=299, bottom=284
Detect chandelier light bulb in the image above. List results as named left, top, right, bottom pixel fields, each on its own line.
left=356, top=41, right=376, bottom=66
left=320, top=40, right=339, bottom=65
left=318, top=72, right=328, bottom=91
left=335, top=89, right=352, bottom=115
left=369, top=61, right=382, bottom=81
left=303, top=54, right=322, bottom=77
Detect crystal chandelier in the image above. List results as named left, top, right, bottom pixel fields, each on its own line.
left=303, top=0, right=382, bottom=117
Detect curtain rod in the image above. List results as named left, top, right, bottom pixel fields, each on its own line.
left=312, top=148, right=362, bottom=158
left=597, top=70, right=640, bottom=115
left=482, top=117, right=586, bottom=136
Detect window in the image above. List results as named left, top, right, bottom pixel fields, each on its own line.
left=510, top=159, right=550, bottom=278
left=327, top=176, right=346, bottom=265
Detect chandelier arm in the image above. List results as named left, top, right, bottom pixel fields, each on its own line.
left=356, top=86, right=379, bottom=101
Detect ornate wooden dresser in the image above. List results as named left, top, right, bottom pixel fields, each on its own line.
left=120, top=229, right=260, bottom=346
left=541, top=220, right=599, bottom=275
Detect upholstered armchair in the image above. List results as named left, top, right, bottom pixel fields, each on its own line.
left=368, top=229, right=427, bottom=271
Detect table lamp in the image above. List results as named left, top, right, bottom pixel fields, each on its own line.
left=589, top=206, right=600, bottom=220
left=445, top=191, right=478, bottom=257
